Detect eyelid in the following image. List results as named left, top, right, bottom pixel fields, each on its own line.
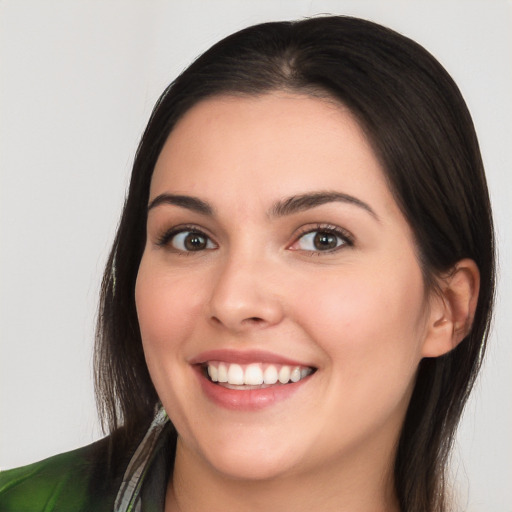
left=154, top=222, right=353, bottom=254
left=156, top=224, right=217, bottom=250
left=288, top=224, right=354, bottom=253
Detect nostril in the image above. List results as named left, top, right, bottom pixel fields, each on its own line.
left=245, top=317, right=264, bottom=324
left=209, top=315, right=267, bottom=330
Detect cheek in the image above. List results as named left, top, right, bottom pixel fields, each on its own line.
left=135, top=261, right=205, bottom=360
left=135, top=259, right=209, bottom=430
left=295, top=258, right=428, bottom=383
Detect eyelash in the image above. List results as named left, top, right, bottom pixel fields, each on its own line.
left=155, top=223, right=354, bottom=255
left=291, top=224, right=354, bottom=255
left=156, top=225, right=215, bottom=253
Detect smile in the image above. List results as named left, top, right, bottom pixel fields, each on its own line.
left=205, top=362, right=315, bottom=388
left=190, top=350, right=317, bottom=410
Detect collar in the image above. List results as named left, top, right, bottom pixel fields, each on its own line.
left=114, top=407, right=172, bottom=512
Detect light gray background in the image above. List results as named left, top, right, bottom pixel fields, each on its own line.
left=1, top=1, right=511, bottom=510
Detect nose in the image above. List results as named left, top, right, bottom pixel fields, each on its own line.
left=207, top=252, right=285, bottom=333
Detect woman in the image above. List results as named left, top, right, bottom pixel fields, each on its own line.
left=0, top=15, right=494, bottom=512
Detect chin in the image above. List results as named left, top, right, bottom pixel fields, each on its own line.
left=205, top=448, right=301, bottom=482
left=180, top=427, right=308, bottom=482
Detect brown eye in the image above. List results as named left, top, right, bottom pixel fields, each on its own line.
left=170, top=230, right=215, bottom=252
left=313, top=232, right=339, bottom=250
left=292, top=228, right=349, bottom=253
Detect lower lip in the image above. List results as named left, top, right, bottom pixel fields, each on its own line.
left=196, top=368, right=311, bottom=411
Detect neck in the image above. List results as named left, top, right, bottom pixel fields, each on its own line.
left=165, top=437, right=399, bottom=512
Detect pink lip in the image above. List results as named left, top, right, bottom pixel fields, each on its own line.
left=195, top=367, right=312, bottom=411
left=189, top=349, right=316, bottom=411
left=189, top=349, right=312, bottom=367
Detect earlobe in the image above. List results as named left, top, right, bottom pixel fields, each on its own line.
left=421, top=259, right=480, bottom=358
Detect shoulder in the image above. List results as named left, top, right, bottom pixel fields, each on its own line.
left=0, top=436, right=121, bottom=512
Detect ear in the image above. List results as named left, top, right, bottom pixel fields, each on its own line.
left=421, top=258, right=480, bottom=358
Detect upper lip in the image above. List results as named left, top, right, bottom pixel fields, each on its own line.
left=189, top=349, right=316, bottom=368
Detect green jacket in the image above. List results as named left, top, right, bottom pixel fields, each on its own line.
left=0, top=437, right=118, bottom=511
left=0, top=408, right=171, bottom=512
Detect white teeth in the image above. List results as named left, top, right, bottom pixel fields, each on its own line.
left=217, top=362, right=228, bottom=383
left=206, top=362, right=314, bottom=386
left=301, top=367, right=312, bottom=379
left=244, top=364, right=264, bottom=385
left=227, top=363, right=244, bottom=385
left=263, top=365, right=278, bottom=384
left=290, top=366, right=301, bottom=383
left=207, top=365, right=218, bottom=382
left=278, top=365, right=291, bottom=384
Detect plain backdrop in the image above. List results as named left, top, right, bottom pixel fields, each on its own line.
left=1, top=1, right=511, bottom=510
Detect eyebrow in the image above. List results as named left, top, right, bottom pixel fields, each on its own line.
left=147, top=190, right=378, bottom=220
left=269, top=191, right=379, bottom=220
left=147, top=194, right=214, bottom=215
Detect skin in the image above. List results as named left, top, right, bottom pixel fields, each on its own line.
left=135, top=93, right=479, bottom=511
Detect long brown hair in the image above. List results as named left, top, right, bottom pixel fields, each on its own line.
left=95, top=16, right=495, bottom=511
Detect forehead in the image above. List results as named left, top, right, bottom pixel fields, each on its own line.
left=150, top=93, right=395, bottom=216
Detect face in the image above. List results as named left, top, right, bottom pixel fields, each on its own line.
left=135, top=93, right=435, bottom=483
